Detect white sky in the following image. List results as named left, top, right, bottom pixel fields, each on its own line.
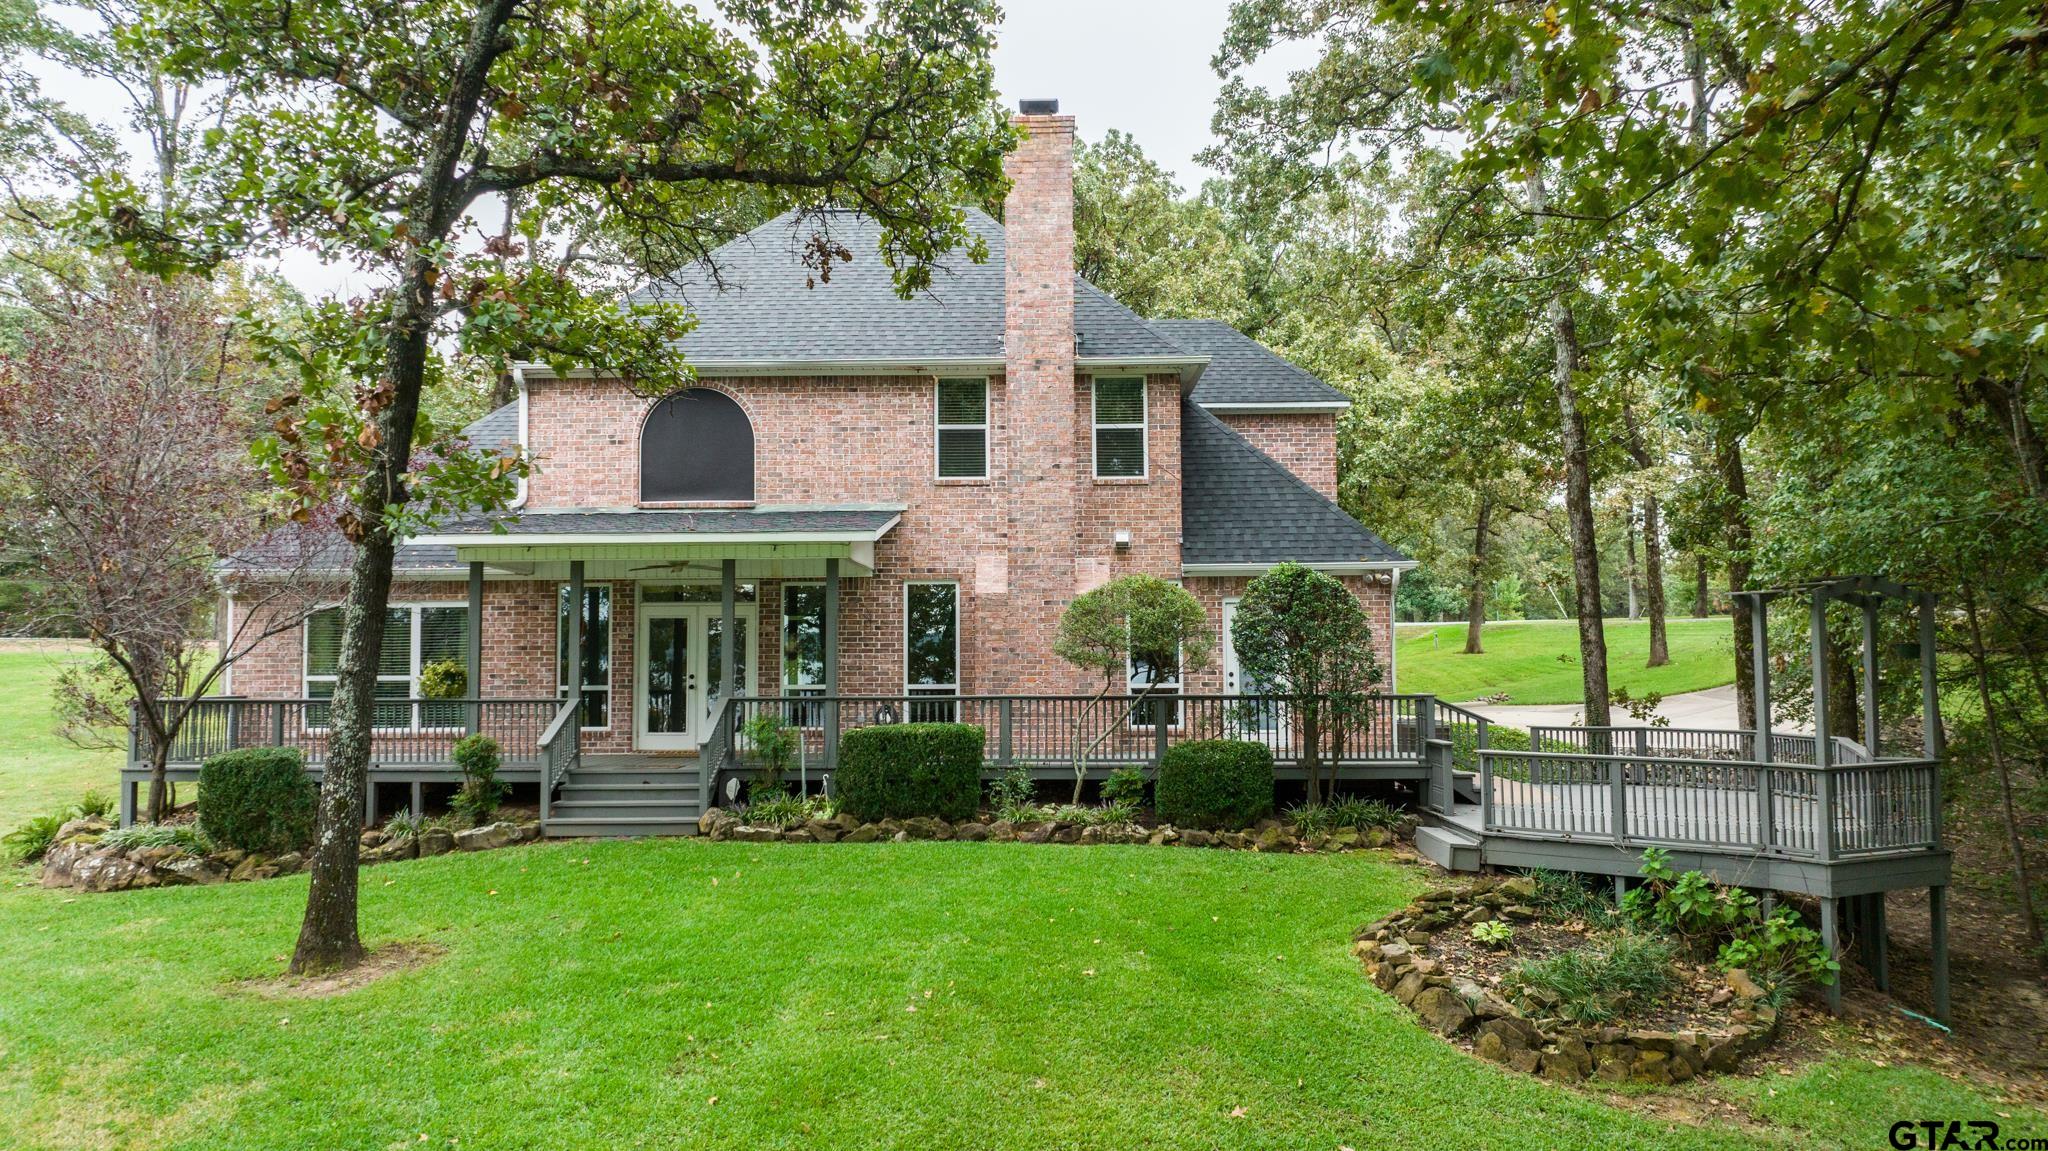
left=32, top=0, right=1300, bottom=300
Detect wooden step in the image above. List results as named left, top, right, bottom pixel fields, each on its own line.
left=542, top=816, right=701, bottom=839
left=1416, top=823, right=1483, bottom=873
left=557, top=783, right=700, bottom=802
left=567, top=771, right=699, bottom=788
left=549, top=800, right=701, bottom=820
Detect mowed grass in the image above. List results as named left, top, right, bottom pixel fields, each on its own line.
left=0, top=642, right=120, bottom=828
left=1398, top=618, right=1738, bottom=705
left=0, top=844, right=1784, bottom=1150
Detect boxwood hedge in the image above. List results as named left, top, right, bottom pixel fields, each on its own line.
left=834, top=723, right=984, bottom=822
left=197, top=746, right=316, bottom=853
left=1154, top=739, right=1274, bottom=831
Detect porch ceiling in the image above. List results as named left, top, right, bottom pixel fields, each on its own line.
left=410, top=505, right=900, bottom=579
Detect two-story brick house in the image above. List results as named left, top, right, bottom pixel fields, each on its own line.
left=209, top=104, right=1412, bottom=831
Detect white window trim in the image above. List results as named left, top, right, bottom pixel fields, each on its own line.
left=1091, top=376, right=1148, bottom=480
left=557, top=584, right=613, bottom=732
left=301, top=603, right=466, bottom=731
left=780, top=581, right=828, bottom=696
left=903, top=580, right=961, bottom=697
left=933, top=376, right=990, bottom=481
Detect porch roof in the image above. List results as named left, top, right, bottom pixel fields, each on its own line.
left=408, top=505, right=901, bottom=578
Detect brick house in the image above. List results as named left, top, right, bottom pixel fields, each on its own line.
left=200, top=103, right=1414, bottom=833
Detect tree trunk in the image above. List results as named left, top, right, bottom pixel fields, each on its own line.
left=1964, top=588, right=2044, bottom=954
left=1977, top=377, right=2047, bottom=502
left=1624, top=507, right=1641, bottom=621
left=1717, top=425, right=1757, bottom=730
left=1693, top=554, right=1711, bottom=618
left=1463, top=493, right=1492, bottom=655
left=1622, top=404, right=1670, bottom=666
left=1303, top=711, right=1324, bottom=805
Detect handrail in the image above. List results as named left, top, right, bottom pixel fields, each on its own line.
left=132, top=696, right=565, bottom=769
left=537, top=695, right=583, bottom=827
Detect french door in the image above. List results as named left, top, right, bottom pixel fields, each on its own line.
left=636, top=603, right=755, bottom=751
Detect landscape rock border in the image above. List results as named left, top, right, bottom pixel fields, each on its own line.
left=1352, top=878, right=1783, bottom=1085
left=696, top=806, right=1418, bottom=851
left=38, top=816, right=543, bottom=893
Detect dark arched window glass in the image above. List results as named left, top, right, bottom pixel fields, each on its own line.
left=640, top=388, right=754, bottom=502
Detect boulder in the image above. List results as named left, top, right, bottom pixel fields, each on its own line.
left=1178, top=829, right=1213, bottom=848
left=953, top=822, right=989, bottom=842
left=1591, top=1044, right=1637, bottom=1082
left=74, top=849, right=155, bottom=892
left=56, top=817, right=109, bottom=841
left=454, top=823, right=515, bottom=852
left=229, top=854, right=277, bottom=882
left=901, top=816, right=949, bottom=841
left=1329, top=827, right=1361, bottom=849
left=1629, top=1049, right=1674, bottom=1085
left=511, top=821, right=542, bottom=843
left=156, top=855, right=228, bottom=886
left=1538, top=1051, right=1585, bottom=1083
left=417, top=827, right=456, bottom=857
left=986, top=822, right=1018, bottom=843
left=269, top=851, right=305, bottom=877
left=1394, top=971, right=1427, bottom=1006
left=1376, top=941, right=1413, bottom=966
left=1723, top=968, right=1767, bottom=1001
left=1411, top=986, right=1476, bottom=1036
left=1498, top=875, right=1540, bottom=901
left=1051, top=825, right=1082, bottom=845
left=360, top=829, right=387, bottom=849
left=1477, top=1016, right=1542, bottom=1049
left=698, top=807, right=736, bottom=837
left=213, top=848, right=248, bottom=868
left=803, top=819, right=842, bottom=843
left=842, top=824, right=883, bottom=844
left=733, top=826, right=784, bottom=843
left=782, top=827, right=816, bottom=844
left=39, top=840, right=99, bottom=888
left=832, top=812, right=860, bottom=832
left=1148, top=827, right=1178, bottom=847
left=362, top=838, right=418, bottom=864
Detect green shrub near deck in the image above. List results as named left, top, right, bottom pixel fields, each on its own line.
left=834, top=723, right=983, bottom=822
left=197, top=747, right=315, bottom=854
left=1156, top=739, right=1274, bottom=830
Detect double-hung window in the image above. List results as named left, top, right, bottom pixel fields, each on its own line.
left=935, top=377, right=988, bottom=479
left=303, top=604, right=467, bottom=729
left=781, top=583, right=827, bottom=726
left=557, top=585, right=612, bottom=730
left=1127, top=647, right=1183, bottom=729
left=1092, top=377, right=1147, bottom=479
left=905, top=582, right=959, bottom=722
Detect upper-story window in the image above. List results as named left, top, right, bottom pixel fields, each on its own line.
left=935, top=377, right=988, bottom=479
left=1092, top=377, right=1147, bottom=479
left=641, top=388, right=754, bottom=503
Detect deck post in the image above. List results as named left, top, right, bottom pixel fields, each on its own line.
left=1917, top=593, right=1942, bottom=758
left=1811, top=594, right=1839, bottom=861
left=997, top=697, right=1013, bottom=768
left=410, top=780, right=423, bottom=818
left=1609, top=757, right=1627, bottom=845
left=1152, top=695, right=1169, bottom=768
left=823, top=558, right=840, bottom=771
left=1859, top=596, right=1881, bottom=755
left=1819, top=896, right=1842, bottom=1015
left=467, top=561, right=484, bottom=735
left=1749, top=594, right=1774, bottom=763
left=720, top=559, right=738, bottom=706
left=1754, top=765, right=1775, bottom=852
left=567, top=561, right=584, bottom=723
left=1870, top=894, right=1890, bottom=993
left=1930, top=884, right=1951, bottom=1023
left=119, top=776, right=135, bottom=828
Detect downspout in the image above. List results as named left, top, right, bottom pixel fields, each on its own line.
left=512, top=364, right=530, bottom=508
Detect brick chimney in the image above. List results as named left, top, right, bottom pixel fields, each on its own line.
left=999, top=100, right=1080, bottom=693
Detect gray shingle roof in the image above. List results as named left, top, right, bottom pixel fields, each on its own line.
left=460, top=401, right=520, bottom=453
left=1153, top=320, right=1350, bottom=408
left=628, top=209, right=1191, bottom=365
left=420, top=507, right=899, bottom=539
left=1180, top=401, right=1409, bottom=568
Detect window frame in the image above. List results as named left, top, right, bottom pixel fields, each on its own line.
left=1091, top=375, right=1149, bottom=480
left=556, top=584, right=614, bottom=732
left=933, top=376, right=990, bottom=481
left=301, top=603, right=469, bottom=731
left=904, top=580, right=961, bottom=723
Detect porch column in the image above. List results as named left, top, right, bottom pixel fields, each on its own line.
left=1819, top=896, right=1842, bottom=1015
left=1918, top=593, right=1943, bottom=758
left=567, top=560, right=584, bottom=718
left=1859, top=595, right=1881, bottom=754
left=823, top=558, right=840, bottom=770
left=720, top=559, right=738, bottom=704
left=1811, top=591, right=1838, bottom=862
left=1749, top=594, right=1774, bottom=763
left=1810, top=593, right=1834, bottom=768
left=466, top=561, right=484, bottom=735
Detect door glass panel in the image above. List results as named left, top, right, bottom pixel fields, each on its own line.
left=706, top=617, right=750, bottom=722
left=644, top=616, right=688, bottom=736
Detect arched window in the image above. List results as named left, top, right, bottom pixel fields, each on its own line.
left=640, top=388, right=754, bottom=502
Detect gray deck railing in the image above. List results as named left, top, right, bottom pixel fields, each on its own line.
left=713, top=692, right=1441, bottom=778
left=536, top=696, right=583, bottom=824
left=1529, top=725, right=1873, bottom=765
left=132, top=697, right=564, bottom=770
left=1478, top=748, right=1940, bottom=860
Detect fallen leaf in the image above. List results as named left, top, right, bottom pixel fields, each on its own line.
left=1229, top=1107, right=1247, bottom=1119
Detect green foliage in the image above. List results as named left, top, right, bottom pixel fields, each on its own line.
left=1719, top=907, right=1840, bottom=998
left=1232, top=563, right=1382, bottom=801
left=69, top=790, right=115, bottom=820
left=197, top=747, right=314, bottom=854
left=1506, top=933, right=1679, bottom=1025
left=986, top=765, right=1036, bottom=821
left=1155, top=739, right=1274, bottom=831
left=834, top=723, right=984, bottom=823
left=1042, top=799, right=1141, bottom=828
left=381, top=810, right=425, bottom=843
left=1529, top=869, right=1618, bottom=928
left=1053, top=574, right=1213, bottom=684
left=1073, top=130, right=1251, bottom=324
left=740, top=788, right=836, bottom=830
left=417, top=659, right=467, bottom=701
left=1469, top=920, right=1514, bottom=950
left=743, top=712, right=799, bottom=791
left=3, top=813, right=64, bottom=863
left=98, top=822, right=211, bottom=854
left=1327, top=796, right=1403, bottom=830
left=1621, top=847, right=1758, bottom=954
left=1099, top=765, right=1148, bottom=808
left=449, top=734, right=507, bottom=827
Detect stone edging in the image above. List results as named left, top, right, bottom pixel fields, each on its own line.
left=697, top=807, right=1418, bottom=850
left=1351, top=879, right=1783, bottom=1085
left=38, top=817, right=542, bottom=893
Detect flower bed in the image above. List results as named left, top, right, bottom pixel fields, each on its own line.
left=696, top=806, right=1417, bottom=851
left=1351, top=877, right=1784, bottom=1084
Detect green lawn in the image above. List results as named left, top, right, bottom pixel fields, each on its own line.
left=1397, top=618, right=1738, bottom=705
left=0, top=642, right=120, bottom=828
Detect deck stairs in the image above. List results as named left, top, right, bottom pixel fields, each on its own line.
left=543, top=757, right=703, bottom=838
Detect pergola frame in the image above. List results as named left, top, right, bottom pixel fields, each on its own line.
left=1729, top=575, right=1948, bottom=1021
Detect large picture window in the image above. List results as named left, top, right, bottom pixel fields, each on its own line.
left=303, top=604, right=467, bottom=728
left=935, top=377, right=988, bottom=479
left=905, top=582, right=959, bottom=721
left=1092, top=377, right=1147, bottom=479
left=557, top=585, right=612, bottom=729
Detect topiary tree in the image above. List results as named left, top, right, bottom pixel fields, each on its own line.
left=1052, top=574, right=1213, bottom=804
left=1230, top=563, right=1382, bottom=803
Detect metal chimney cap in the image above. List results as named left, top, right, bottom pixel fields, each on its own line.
left=1018, top=98, right=1060, bottom=115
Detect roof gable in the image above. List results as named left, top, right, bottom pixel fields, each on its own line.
left=1180, top=400, right=1408, bottom=569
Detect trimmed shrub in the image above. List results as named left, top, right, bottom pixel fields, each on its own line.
left=449, top=734, right=507, bottom=826
left=1155, top=739, right=1274, bottom=830
left=834, top=723, right=984, bottom=822
left=198, top=747, right=315, bottom=853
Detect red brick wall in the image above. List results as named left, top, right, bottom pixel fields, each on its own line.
left=1214, top=411, right=1339, bottom=501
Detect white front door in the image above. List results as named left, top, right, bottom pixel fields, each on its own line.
left=1222, top=598, right=1286, bottom=739
left=636, top=604, right=754, bottom=751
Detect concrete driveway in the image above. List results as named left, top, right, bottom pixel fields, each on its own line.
left=1461, top=684, right=1765, bottom=733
